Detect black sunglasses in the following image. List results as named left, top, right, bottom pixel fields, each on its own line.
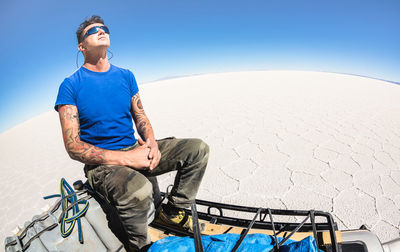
left=82, top=25, right=110, bottom=40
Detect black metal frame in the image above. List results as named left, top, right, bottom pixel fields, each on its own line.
left=155, top=192, right=339, bottom=252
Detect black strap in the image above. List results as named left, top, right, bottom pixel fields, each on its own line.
left=22, top=223, right=58, bottom=251
left=155, top=185, right=173, bottom=217
left=231, top=208, right=262, bottom=252
left=310, top=210, right=319, bottom=248
left=278, top=215, right=310, bottom=247
left=191, top=203, right=204, bottom=252
left=18, top=197, right=65, bottom=239
left=267, top=208, right=280, bottom=250
left=6, top=223, right=58, bottom=251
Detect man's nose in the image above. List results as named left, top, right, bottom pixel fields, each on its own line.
left=98, top=28, right=106, bottom=35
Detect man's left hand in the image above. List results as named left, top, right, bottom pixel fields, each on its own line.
left=138, top=138, right=161, bottom=170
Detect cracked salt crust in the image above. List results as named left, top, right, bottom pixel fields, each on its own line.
left=1, top=71, right=399, bottom=243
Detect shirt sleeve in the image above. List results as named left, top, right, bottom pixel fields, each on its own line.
left=54, top=78, right=76, bottom=111
left=128, top=71, right=139, bottom=97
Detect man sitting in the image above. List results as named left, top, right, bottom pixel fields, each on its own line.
left=55, top=15, right=209, bottom=251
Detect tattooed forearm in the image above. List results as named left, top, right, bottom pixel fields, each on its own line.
left=131, top=93, right=154, bottom=140
left=59, top=105, right=106, bottom=164
left=65, top=128, right=106, bottom=164
left=137, top=120, right=148, bottom=139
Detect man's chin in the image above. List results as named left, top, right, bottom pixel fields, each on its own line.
left=96, top=43, right=110, bottom=50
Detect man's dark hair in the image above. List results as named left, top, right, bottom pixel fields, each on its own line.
left=76, top=15, right=105, bottom=44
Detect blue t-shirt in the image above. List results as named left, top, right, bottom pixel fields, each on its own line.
left=55, top=64, right=138, bottom=150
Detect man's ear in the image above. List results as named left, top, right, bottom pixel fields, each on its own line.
left=78, top=42, right=85, bottom=53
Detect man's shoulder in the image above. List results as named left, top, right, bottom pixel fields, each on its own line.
left=111, top=64, right=134, bottom=76
left=62, top=68, right=83, bottom=85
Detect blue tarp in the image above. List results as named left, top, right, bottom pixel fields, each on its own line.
left=148, top=233, right=323, bottom=252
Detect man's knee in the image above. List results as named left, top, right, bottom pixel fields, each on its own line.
left=198, top=139, right=210, bottom=155
left=188, top=138, right=209, bottom=163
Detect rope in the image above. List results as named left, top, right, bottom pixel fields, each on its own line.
left=44, top=178, right=89, bottom=244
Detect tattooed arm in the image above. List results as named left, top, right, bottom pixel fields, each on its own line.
left=58, top=104, right=151, bottom=169
left=131, top=93, right=161, bottom=170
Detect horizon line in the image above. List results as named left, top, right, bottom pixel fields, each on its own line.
left=147, top=69, right=400, bottom=86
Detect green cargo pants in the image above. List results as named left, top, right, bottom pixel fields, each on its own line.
left=84, top=137, right=209, bottom=250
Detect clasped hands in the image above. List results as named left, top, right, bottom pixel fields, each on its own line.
left=135, top=138, right=161, bottom=171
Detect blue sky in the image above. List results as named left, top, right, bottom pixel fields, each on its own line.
left=0, top=0, right=399, bottom=133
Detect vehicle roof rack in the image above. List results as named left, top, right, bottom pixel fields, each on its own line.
left=153, top=192, right=339, bottom=252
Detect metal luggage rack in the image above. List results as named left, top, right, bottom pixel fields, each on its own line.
left=154, top=192, right=340, bottom=252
